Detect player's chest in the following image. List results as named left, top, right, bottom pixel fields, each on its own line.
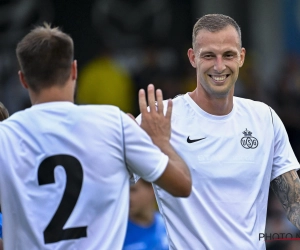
left=170, top=115, right=273, bottom=174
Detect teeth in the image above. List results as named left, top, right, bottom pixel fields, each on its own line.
left=212, top=75, right=226, bottom=81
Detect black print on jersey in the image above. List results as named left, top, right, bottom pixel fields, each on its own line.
left=38, top=154, right=87, bottom=244
left=240, top=129, right=258, bottom=149
left=187, top=136, right=206, bottom=143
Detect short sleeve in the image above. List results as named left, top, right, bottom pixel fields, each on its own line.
left=121, top=112, right=168, bottom=183
left=271, top=108, right=300, bottom=180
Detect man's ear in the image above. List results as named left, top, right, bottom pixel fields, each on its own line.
left=18, top=71, right=29, bottom=89
left=239, top=48, right=246, bottom=67
left=187, top=48, right=196, bottom=68
left=71, top=60, right=77, bottom=80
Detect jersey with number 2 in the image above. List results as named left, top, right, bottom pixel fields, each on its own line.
left=0, top=102, right=168, bottom=250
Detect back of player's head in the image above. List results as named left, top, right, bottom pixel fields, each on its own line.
left=16, top=23, right=74, bottom=93
left=192, top=14, right=242, bottom=48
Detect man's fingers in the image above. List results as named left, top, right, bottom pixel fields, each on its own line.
left=156, top=89, right=163, bottom=114
left=165, top=99, right=173, bottom=120
left=147, top=84, right=156, bottom=112
left=139, top=84, right=170, bottom=120
left=138, top=89, right=148, bottom=114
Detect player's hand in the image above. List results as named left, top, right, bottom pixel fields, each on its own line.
left=139, top=84, right=172, bottom=147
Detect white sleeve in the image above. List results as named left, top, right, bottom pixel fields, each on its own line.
left=121, top=112, right=168, bottom=183
left=271, top=108, right=300, bottom=180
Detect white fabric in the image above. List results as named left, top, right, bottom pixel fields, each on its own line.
left=0, top=102, right=168, bottom=250
left=136, top=94, right=299, bottom=250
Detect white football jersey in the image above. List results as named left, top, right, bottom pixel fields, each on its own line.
left=137, top=93, right=299, bottom=250
left=0, top=102, right=168, bottom=250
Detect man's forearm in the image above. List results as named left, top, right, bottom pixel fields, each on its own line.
left=157, top=140, right=191, bottom=180
left=271, top=170, right=300, bottom=229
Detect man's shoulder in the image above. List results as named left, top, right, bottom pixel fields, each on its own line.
left=78, top=104, right=120, bottom=112
left=77, top=105, right=128, bottom=128
left=12, top=104, right=122, bottom=121
left=162, top=93, right=187, bottom=114
left=234, top=96, right=271, bottom=112
left=77, top=104, right=123, bottom=118
left=162, top=93, right=185, bottom=103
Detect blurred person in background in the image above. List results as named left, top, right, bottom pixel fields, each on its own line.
left=76, top=48, right=136, bottom=114
left=123, top=178, right=168, bottom=250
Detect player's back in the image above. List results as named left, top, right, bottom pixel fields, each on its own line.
left=0, top=102, right=131, bottom=250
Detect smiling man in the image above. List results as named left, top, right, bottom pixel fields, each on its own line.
left=187, top=18, right=245, bottom=114
left=136, top=14, right=300, bottom=250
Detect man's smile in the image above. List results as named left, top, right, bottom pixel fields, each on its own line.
left=208, top=74, right=230, bottom=83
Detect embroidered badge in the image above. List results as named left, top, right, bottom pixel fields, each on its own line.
left=240, top=129, right=258, bottom=149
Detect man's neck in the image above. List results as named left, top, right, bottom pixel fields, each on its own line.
left=29, top=82, right=75, bottom=105
left=189, top=89, right=234, bottom=116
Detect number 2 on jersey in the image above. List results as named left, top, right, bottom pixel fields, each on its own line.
left=38, top=155, right=87, bottom=244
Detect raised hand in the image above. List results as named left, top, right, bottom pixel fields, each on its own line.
left=138, top=84, right=172, bottom=147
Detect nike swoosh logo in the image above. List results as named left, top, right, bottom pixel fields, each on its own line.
left=187, top=136, right=206, bottom=143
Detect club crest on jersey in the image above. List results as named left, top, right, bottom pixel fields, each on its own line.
left=240, top=129, right=258, bottom=149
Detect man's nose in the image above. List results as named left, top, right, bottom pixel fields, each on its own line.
left=213, top=56, right=226, bottom=72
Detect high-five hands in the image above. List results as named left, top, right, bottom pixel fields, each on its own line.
left=138, top=84, right=191, bottom=197
left=138, top=84, right=172, bottom=147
